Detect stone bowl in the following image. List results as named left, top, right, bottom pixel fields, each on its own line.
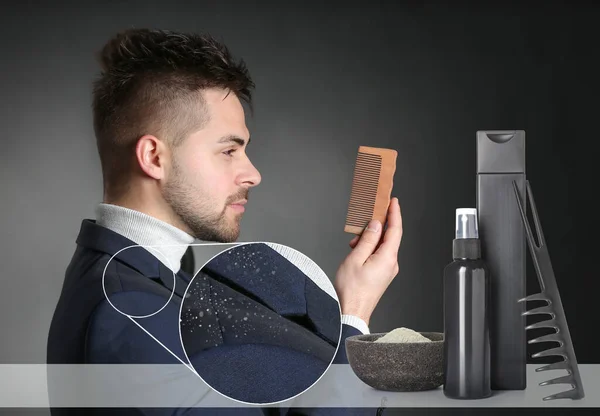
left=345, top=332, right=444, bottom=391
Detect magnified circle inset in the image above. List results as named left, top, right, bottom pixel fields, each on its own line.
left=179, top=242, right=342, bottom=405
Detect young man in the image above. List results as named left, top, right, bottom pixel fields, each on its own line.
left=47, top=28, right=403, bottom=414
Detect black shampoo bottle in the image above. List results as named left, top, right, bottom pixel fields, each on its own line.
left=443, top=208, right=491, bottom=399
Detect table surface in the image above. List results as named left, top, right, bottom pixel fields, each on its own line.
left=286, top=364, right=598, bottom=408
left=1, top=363, right=597, bottom=408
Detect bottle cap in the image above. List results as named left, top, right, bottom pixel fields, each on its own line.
left=455, top=208, right=478, bottom=239
left=476, top=130, right=525, bottom=173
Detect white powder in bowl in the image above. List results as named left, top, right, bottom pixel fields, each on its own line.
left=374, top=327, right=432, bottom=343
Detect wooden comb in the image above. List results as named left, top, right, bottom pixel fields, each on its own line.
left=344, top=146, right=397, bottom=234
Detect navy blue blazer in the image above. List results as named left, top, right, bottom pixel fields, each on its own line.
left=47, top=219, right=376, bottom=415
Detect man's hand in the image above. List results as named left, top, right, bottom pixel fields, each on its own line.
left=334, top=197, right=403, bottom=326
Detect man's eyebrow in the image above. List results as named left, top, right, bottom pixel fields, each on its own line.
left=218, top=135, right=251, bottom=146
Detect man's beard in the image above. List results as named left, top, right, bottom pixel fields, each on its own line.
left=163, top=161, right=248, bottom=243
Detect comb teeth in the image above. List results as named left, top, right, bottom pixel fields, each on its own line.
left=346, top=152, right=381, bottom=228
left=345, top=146, right=397, bottom=235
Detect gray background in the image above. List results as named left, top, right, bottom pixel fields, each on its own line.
left=0, top=1, right=596, bottom=408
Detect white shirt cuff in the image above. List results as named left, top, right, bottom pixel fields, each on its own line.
left=341, top=314, right=370, bottom=334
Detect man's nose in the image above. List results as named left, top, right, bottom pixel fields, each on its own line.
left=239, top=158, right=261, bottom=188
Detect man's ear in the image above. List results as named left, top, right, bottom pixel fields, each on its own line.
left=135, top=135, right=169, bottom=180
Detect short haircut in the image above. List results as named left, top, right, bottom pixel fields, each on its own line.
left=92, top=28, right=254, bottom=190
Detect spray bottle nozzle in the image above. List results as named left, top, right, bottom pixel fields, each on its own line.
left=455, top=208, right=479, bottom=239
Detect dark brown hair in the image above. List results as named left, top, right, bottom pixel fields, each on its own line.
left=92, top=28, right=254, bottom=191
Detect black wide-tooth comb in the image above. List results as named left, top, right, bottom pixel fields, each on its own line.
left=513, top=180, right=585, bottom=401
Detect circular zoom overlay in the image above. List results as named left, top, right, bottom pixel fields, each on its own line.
left=103, top=245, right=175, bottom=318
left=179, top=242, right=342, bottom=405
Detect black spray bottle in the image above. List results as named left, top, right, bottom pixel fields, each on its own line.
left=443, top=208, right=491, bottom=400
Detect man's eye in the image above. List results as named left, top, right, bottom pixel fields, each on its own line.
left=223, top=149, right=236, bottom=157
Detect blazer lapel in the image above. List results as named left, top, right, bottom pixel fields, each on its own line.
left=77, top=219, right=190, bottom=299
left=200, top=242, right=340, bottom=345
left=201, top=243, right=307, bottom=317
left=157, top=262, right=190, bottom=299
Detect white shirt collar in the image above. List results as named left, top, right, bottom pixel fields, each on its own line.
left=95, top=203, right=195, bottom=273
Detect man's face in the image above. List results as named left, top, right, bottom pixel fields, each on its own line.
left=162, top=88, right=261, bottom=242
